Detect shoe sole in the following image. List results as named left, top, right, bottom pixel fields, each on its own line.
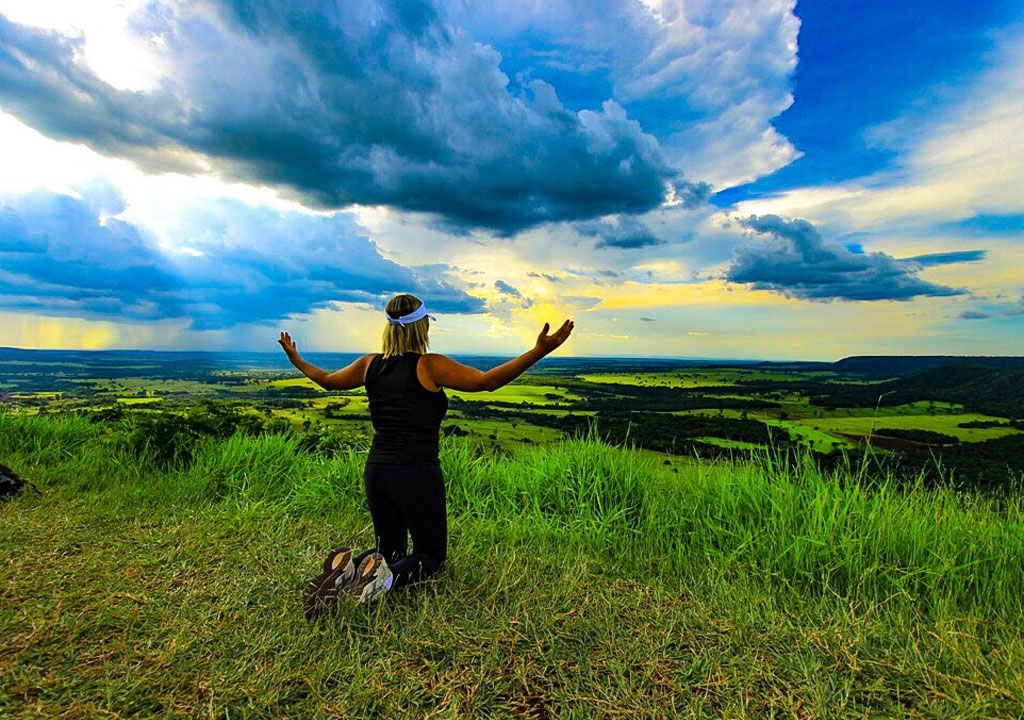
left=348, top=552, right=393, bottom=605
left=358, top=572, right=393, bottom=604
left=303, top=546, right=355, bottom=619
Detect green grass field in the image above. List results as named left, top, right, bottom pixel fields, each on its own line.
left=2, top=410, right=1024, bottom=717
left=83, top=378, right=232, bottom=395
left=671, top=403, right=1019, bottom=451
left=772, top=419, right=856, bottom=452
left=116, top=396, right=164, bottom=405
left=448, top=384, right=581, bottom=405
left=447, top=417, right=564, bottom=449
left=799, top=413, right=1019, bottom=443
left=576, top=369, right=802, bottom=388
left=234, top=376, right=579, bottom=404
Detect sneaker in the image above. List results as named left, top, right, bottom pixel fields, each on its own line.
left=303, top=546, right=355, bottom=620
left=347, top=552, right=394, bottom=605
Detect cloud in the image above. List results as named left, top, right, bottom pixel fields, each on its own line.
left=486, top=278, right=533, bottom=320
left=726, top=214, right=970, bottom=301
left=526, top=271, right=561, bottom=283
left=903, top=250, right=987, bottom=266
left=432, top=0, right=801, bottom=188
left=0, top=185, right=181, bottom=320
left=640, top=316, right=656, bottom=322
left=575, top=216, right=664, bottom=249
left=492, top=278, right=533, bottom=311
left=958, top=310, right=991, bottom=320
left=0, top=0, right=805, bottom=233
left=0, top=4, right=693, bottom=234
left=494, top=280, right=524, bottom=299
left=562, top=295, right=603, bottom=310
left=0, top=183, right=485, bottom=328
left=674, top=181, right=714, bottom=209
left=937, top=213, right=1024, bottom=236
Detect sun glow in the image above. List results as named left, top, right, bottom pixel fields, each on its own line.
left=0, top=0, right=166, bottom=91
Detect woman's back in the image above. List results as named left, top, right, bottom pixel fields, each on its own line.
left=365, top=352, right=449, bottom=465
left=279, top=296, right=573, bottom=610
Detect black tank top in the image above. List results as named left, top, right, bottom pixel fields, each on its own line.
left=365, top=352, right=449, bottom=464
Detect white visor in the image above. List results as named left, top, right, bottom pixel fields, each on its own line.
left=385, top=303, right=436, bottom=327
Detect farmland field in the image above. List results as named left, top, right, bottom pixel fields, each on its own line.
left=2, top=348, right=1023, bottom=487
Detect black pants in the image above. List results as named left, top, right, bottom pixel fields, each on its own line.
left=353, top=459, right=448, bottom=590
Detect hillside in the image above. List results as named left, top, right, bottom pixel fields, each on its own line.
left=946, top=365, right=1024, bottom=417
left=3, top=411, right=1024, bottom=716
left=830, top=355, right=1024, bottom=378
left=810, top=363, right=1024, bottom=418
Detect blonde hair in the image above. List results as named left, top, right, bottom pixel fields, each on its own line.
left=381, top=293, right=431, bottom=358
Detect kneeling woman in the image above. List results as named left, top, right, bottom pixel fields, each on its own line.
left=277, top=293, right=573, bottom=616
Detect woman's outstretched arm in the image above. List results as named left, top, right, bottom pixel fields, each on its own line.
left=277, top=332, right=373, bottom=390
left=425, top=319, right=574, bottom=392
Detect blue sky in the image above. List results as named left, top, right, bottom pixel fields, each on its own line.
left=0, top=0, right=1020, bottom=358
left=715, top=0, right=1023, bottom=202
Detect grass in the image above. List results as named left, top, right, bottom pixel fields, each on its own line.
left=2, top=409, right=1024, bottom=717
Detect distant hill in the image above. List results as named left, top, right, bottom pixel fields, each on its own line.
left=831, top=355, right=1024, bottom=378
left=810, top=363, right=1024, bottom=418
left=887, top=364, right=999, bottom=393
left=944, top=365, right=1024, bottom=418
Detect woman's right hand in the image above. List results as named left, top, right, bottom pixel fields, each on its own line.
left=535, top=319, right=574, bottom=355
left=278, top=331, right=300, bottom=361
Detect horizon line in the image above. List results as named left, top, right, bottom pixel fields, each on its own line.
left=2, top=346, right=1023, bottom=364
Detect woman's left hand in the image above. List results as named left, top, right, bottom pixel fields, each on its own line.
left=278, top=331, right=300, bottom=360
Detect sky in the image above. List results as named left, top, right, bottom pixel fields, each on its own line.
left=0, top=0, right=1021, bottom=360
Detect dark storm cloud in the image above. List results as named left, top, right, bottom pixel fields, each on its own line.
left=575, top=216, right=665, bottom=249
left=0, top=185, right=485, bottom=329
left=0, top=2, right=688, bottom=234
left=727, top=215, right=969, bottom=301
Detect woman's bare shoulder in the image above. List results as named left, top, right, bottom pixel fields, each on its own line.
left=423, top=353, right=477, bottom=370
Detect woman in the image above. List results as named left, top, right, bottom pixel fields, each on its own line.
left=277, top=293, right=574, bottom=616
